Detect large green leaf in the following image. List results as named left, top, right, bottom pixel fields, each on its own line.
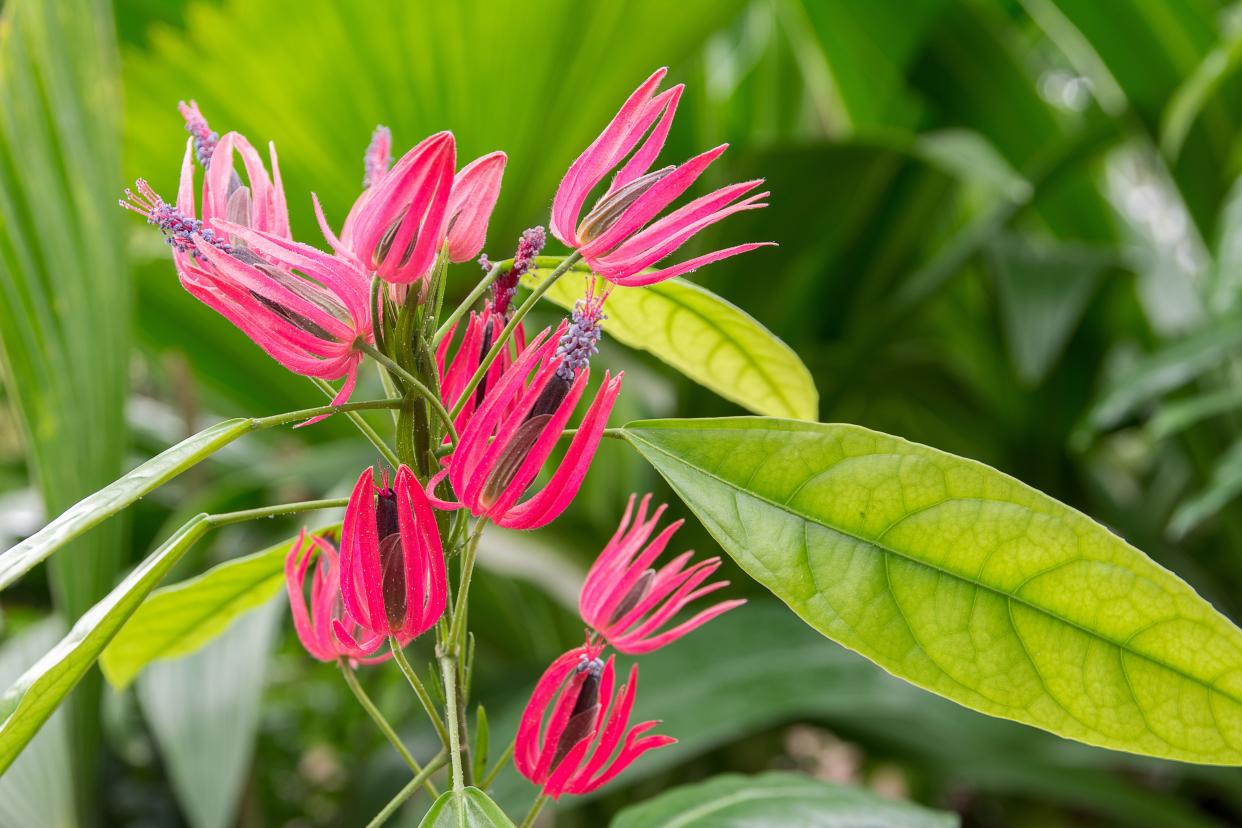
left=525, top=264, right=817, bottom=420
left=101, top=525, right=335, bottom=688
left=137, top=599, right=282, bottom=828
left=419, top=787, right=515, bottom=828
left=0, top=516, right=211, bottom=773
left=610, top=772, right=957, bottom=828
left=486, top=604, right=1225, bottom=827
left=0, top=418, right=250, bottom=592
left=0, top=0, right=130, bottom=809
left=622, top=416, right=1242, bottom=765
left=0, top=619, right=75, bottom=828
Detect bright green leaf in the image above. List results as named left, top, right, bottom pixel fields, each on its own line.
left=610, top=772, right=957, bottom=828
left=525, top=265, right=817, bottom=420
left=0, top=418, right=251, bottom=592
left=0, top=516, right=211, bottom=773
left=419, top=787, right=516, bottom=828
left=622, top=416, right=1242, bottom=765
left=100, top=526, right=332, bottom=689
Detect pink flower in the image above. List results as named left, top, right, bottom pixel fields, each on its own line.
left=335, top=466, right=448, bottom=652
left=121, top=158, right=369, bottom=415
left=429, top=310, right=622, bottom=530
left=580, top=494, right=745, bottom=654
left=550, top=67, right=773, bottom=287
left=317, top=131, right=457, bottom=284
left=436, top=303, right=526, bottom=435
left=444, top=151, right=507, bottom=263
left=183, top=222, right=372, bottom=412
left=515, top=644, right=674, bottom=798
left=285, top=530, right=393, bottom=664
left=362, top=125, right=392, bottom=189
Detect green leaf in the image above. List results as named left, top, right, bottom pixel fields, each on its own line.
left=0, top=418, right=252, bottom=592
left=485, top=604, right=1224, bottom=827
left=0, top=516, right=211, bottom=773
left=1085, top=315, right=1242, bottom=432
left=1169, top=440, right=1242, bottom=540
left=525, top=265, right=817, bottom=420
left=0, top=618, right=75, bottom=828
left=419, top=787, right=516, bottom=828
left=1149, top=387, right=1242, bottom=440
left=621, top=416, right=1242, bottom=765
left=986, top=235, right=1108, bottom=386
left=0, top=0, right=130, bottom=810
left=100, top=527, right=321, bottom=688
left=1160, top=20, right=1242, bottom=159
left=610, top=772, right=957, bottom=828
left=137, top=599, right=282, bottom=828
left=472, top=706, right=490, bottom=787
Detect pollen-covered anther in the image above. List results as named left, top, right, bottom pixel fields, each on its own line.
left=555, top=299, right=605, bottom=381
left=118, top=179, right=231, bottom=258
left=363, top=125, right=392, bottom=189
left=178, top=100, right=219, bottom=169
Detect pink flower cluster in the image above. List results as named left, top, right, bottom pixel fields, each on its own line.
left=125, top=68, right=764, bottom=802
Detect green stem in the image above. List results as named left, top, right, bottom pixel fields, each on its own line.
left=251, top=397, right=402, bottom=430
left=356, top=340, right=460, bottom=446
left=206, top=498, right=347, bottom=528
left=520, top=793, right=549, bottom=828
left=433, top=260, right=505, bottom=346
left=448, top=519, right=486, bottom=647
left=390, top=638, right=451, bottom=747
left=449, top=252, right=582, bottom=419
left=480, top=740, right=514, bottom=790
left=339, top=662, right=440, bottom=798
left=364, top=751, right=447, bottom=828
left=440, top=655, right=466, bottom=793
left=308, top=377, right=401, bottom=468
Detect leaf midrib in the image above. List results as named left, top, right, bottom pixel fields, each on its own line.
left=625, top=429, right=1242, bottom=712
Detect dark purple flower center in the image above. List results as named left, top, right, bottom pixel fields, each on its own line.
left=551, top=657, right=604, bottom=768
left=375, top=488, right=407, bottom=630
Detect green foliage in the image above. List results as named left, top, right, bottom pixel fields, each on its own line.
left=101, top=526, right=323, bottom=688
left=526, top=264, right=818, bottom=419
left=624, top=417, right=1242, bottom=764
left=610, top=772, right=958, bottom=828
left=419, top=788, right=515, bottom=828
left=0, top=418, right=252, bottom=591
left=0, top=516, right=210, bottom=774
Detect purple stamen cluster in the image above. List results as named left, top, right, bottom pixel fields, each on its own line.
left=178, top=100, right=218, bottom=169
left=491, top=225, right=546, bottom=316
left=363, top=125, right=392, bottom=189
left=555, top=299, right=604, bottom=381
left=119, top=180, right=230, bottom=258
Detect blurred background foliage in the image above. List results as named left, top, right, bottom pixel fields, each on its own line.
left=5, top=0, right=1242, bottom=825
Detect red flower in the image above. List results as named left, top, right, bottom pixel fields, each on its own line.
left=285, top=530, right=392, bottom=664
left=436, top=303, right=526, bottom=436
left=515, top=644, right=673, bottom=798
left=429, top=315, right=621, bottom=530
left=580, top=494, right=745, bottom=654
left=336, top=465, right=448, bottom=653
left=550, top=68, right=772, bottom=286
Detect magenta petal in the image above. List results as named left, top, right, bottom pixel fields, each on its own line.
left=445, top=151, right=506, bottom=262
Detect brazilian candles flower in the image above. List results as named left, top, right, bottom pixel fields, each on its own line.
left=430, top=307, right=622, bottom=530
left=336, top=465, right=447, bottom=651
left=550, top=67, right=772, bottom=287
left=515, top=644, right=673, bottom=798
left=319, top=130, right=457, bottom=283
left=436, top=303, right=525, bottom=434
left=580, top=494, right=745, bottom=654
left=121, top=155, right=370, bottom=412
left=285, top=530, right=392, bottom=664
